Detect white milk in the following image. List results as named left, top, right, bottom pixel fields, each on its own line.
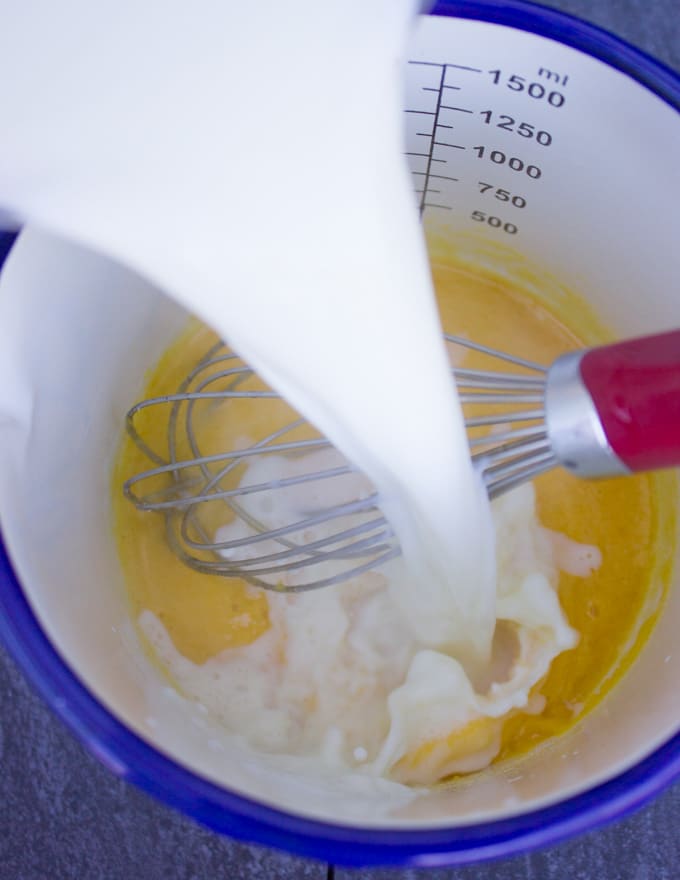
left=0, top=0, right=496, bottom=668
left=0, top=0, right=597, bottom=786
left=140, top=478, right=584, bottom=783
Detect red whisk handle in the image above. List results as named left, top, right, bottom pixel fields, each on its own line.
left=580, top=329, right=680, bottom=472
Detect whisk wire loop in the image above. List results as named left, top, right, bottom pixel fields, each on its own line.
left=124, top=335, right=552, bottom=591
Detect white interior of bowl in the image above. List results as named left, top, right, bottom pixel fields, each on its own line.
left=0, top=15, right=678, bottom=828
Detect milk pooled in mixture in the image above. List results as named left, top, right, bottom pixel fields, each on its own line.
left=0, top=0, right=584, bottom=780
left=141, top=469, right=590, bottom=781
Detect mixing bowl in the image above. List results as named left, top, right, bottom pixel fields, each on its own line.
left=0, top=0, right=679, bottom=867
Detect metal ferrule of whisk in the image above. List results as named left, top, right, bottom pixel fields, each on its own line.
left=543, top=350, right=628, bottom=479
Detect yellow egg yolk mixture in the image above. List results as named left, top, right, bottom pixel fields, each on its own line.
left=113, top=250, right=676, bottom=783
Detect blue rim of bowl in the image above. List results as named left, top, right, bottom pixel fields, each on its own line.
left=0, top=0, right=679, bottom=868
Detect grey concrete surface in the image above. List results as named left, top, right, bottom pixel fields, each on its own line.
left=1, top=1, right=678, bottom=878
left=335, top=782, right=680, bottom=880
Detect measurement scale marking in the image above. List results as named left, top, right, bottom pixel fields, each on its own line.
left=407, top=61, right=478, bottom=215
left=410, top=172, right=459, bottom=183
left=446, top=64, right=482, bottom=72
left=407, top=155, right=447, bottom=164
left=417, top=64, right=448, bottom=217
left=408, top=60, right=482, bottom=73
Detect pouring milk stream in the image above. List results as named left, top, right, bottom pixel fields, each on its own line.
left=0, top=1, right=587, bottom=779
left=0, top=0, right=495, bottom=659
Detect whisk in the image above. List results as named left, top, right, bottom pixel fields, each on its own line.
left=123, top=329, right=680, bottom=592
